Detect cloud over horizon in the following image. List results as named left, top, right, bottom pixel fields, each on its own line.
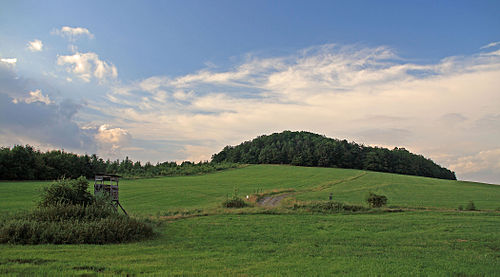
left=1, top=63, right=98, bottom=153
left=98, top=43, right=500, bottom=183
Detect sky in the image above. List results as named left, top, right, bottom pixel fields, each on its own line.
left=1, top=0, right=500, bottom=184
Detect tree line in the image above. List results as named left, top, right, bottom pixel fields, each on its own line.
left=211, top=131, right=456, bottom=180
left=0, top=145, right=237, bottom=180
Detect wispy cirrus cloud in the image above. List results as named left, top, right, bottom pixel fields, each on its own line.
left=480, top=41, right=500, bottom=49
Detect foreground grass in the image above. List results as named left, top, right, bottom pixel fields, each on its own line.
left=1, top=165, right=500, bottom=275
left=1, top=211, right=499, bottom=275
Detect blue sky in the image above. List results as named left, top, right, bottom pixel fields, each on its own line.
left=1, top=0, right=500, bottom=183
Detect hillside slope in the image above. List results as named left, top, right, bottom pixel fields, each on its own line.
left=212, top=131, right=456, bottom=180
left=1, top=165, right=498, bottom=216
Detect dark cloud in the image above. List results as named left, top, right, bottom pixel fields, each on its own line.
left=0, top=64, right=34, bottom=98
left=0, top=64, right=96, bottom=152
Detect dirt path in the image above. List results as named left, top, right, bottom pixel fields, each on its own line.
left=257, top=193, right=293, bottom=207
left=257, top=172, right=368, bottom=207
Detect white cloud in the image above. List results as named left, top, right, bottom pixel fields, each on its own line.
left=172, top=90, right=194, bottom=101
left=94, top=124, right=132, bottom=157
left=1, top=58, right=17, bottom=65
left=12, top=89, right=52, bottom=105
left=480, top=41, right=500, bottom=49
left=169, top=55, right=285, bottom=89
left=53, top=26, right=94, bottom=41
left=27, top=39, right=43, bottom=52
left=450, top=149, right=500, bottom=176
left=57, top=52, right=117, bottom=82
left=182, top=145, right=214, bottom=162
left=96, top=124, right=131, bottom=145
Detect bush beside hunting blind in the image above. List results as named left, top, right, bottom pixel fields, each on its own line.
left=94, top=174, right=127, bottom=215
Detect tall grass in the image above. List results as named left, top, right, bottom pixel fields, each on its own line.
left=291, top=201, right=369, bottom=213
left=0, top=214, right=153, bottom=244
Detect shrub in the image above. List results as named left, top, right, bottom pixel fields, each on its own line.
left=365, top=192, right=388, bottom=208
left=457, top=205, right=464, bottom=211
left=39, top=177, right=94, bottom=207
left=222, top=197, right=247, bottom=208
left=293, top=201, right=368, bottom=213
left=465, top=201, right=476, bottom=211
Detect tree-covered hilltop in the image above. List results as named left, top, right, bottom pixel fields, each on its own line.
left=211, top=131, right=456, bottom=180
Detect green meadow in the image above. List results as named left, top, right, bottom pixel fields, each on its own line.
left=1, top=165, right=500, bottom=275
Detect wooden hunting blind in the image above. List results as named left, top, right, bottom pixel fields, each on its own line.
left=94, top=174, right=127, bottom=215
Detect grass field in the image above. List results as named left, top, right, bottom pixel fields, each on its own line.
left=1, top=165, right=500, bottom=275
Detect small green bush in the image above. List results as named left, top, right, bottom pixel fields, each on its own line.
left=457, top=205, right=464, bottom=211
left=222, top=197, right=247, bottom=208
left=465, top=201, right=476, bottom=211
left=365, top=192, right=388, bottom=208
left=39, top=177, right=94, bottom=207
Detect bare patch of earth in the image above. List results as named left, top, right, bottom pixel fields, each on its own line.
left=257, top=193, right=293, bottom=207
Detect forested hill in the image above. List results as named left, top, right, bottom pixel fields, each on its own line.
left=211, top=131, right=456, bottom=180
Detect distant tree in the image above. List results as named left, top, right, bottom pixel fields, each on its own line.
left=365, top=192, right=388, bottom=208
left=0, top=145, right=238, bottom=180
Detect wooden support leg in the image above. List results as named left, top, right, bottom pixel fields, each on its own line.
left=116, top=201, right=128, bottom=216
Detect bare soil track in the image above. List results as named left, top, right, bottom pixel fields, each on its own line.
left=257, top=193, right=293, bottom=207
